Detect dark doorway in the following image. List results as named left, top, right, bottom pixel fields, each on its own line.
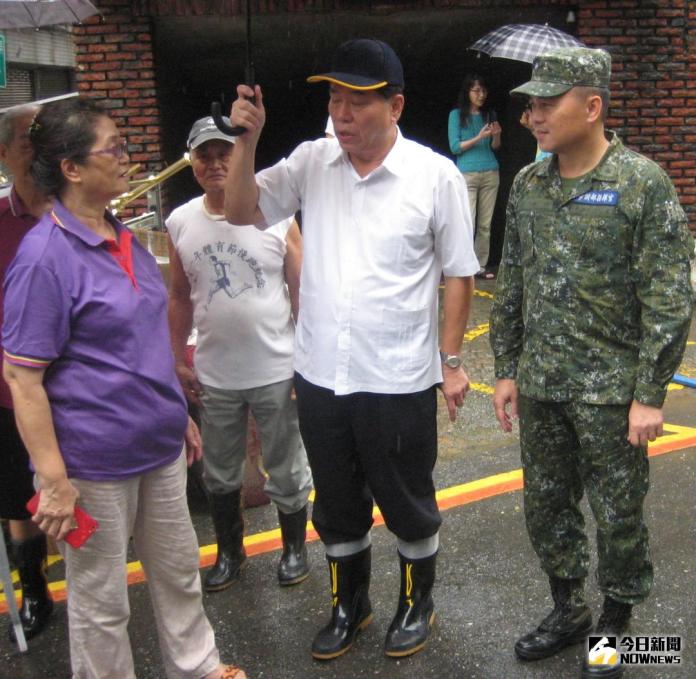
left=154, top=6, right=576, bottom=265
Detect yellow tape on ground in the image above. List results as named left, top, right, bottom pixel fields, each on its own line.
left=463, top=323, right=490, bottom=342
left=470, top=382, right=494, bottom=395
left=3, top=422, right=696, bottom=609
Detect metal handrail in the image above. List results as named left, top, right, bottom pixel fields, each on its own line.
left=110, top=154, right=190, bottom=215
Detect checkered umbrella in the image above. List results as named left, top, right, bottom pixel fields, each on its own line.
left=0, top=0, right=100, bottom=29
left=469, top=23, right=584, bottom=64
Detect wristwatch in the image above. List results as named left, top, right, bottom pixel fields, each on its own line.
left=439, top=350, right=463, bottom=370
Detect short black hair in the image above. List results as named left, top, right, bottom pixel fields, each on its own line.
left=575, top=86, right=611, bottom=122
left=377, top=85, right=404, bottom=100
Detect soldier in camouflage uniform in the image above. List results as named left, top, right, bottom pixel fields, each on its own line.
left=489, top=47, right=693, bottom=678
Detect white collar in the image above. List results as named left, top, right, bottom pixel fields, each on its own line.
left=326, top=127, right=408, bottom=179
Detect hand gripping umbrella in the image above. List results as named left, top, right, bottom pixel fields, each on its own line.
left=211, top=0, right=255, bottom=136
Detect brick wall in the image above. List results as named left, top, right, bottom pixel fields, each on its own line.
left=135, top=0, right=573, bottom=14
left=577, top=0, right=696, bottom=230
left=75, top=0, right=695, bottom=229
left=74, top=0, right=161, bottom=219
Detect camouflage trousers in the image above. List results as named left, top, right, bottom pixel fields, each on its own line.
left=519, top=395, right=653, bottom=605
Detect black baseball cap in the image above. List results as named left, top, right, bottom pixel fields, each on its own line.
left=307, top=38, right=404, bottom=91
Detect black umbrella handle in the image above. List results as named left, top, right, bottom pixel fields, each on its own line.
left=211, top=65, right=256, bottom=136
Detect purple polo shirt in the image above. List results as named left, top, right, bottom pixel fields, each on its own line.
left=2, top=200, right=188, bottom=481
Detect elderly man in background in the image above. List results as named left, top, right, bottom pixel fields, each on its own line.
left=167, top=116, right=312, bottom=593
left=0, top=103, right=53, bottom=642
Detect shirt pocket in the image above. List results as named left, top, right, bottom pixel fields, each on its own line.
left=577, top=212, right=632, bottom=273
left=574, top=215, right=638, bottom=342
left=377, top=306, right=431, bottom=373
left=517, top=211, right=536, bottom=266
left=370, top=196, right=432, bottom=273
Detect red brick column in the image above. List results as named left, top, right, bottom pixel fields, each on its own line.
left=578, top=0, right=696, bottom=232
left=73, top=0, right=162, bottom=219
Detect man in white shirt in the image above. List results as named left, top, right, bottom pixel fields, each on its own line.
left=224, top=39, right=479, bottom=660
left=167, top=117, right=312, bottom=593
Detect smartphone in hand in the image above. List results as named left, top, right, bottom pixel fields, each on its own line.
left=26, top=491, right=98, bottom=549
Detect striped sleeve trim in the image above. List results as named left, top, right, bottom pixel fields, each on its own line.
left=3, top=350, right=52, bottom=369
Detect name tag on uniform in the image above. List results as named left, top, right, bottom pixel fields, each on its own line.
left=572, top=190, right=619, bottom=206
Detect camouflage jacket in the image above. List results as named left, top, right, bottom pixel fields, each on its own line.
left=490, top=133, right=693, bottom=407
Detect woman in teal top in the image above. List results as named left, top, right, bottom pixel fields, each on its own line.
left=448, top=74, right=502, bottom=279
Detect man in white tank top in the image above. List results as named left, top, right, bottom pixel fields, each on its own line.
left=167, top=116, right=313, bottom=592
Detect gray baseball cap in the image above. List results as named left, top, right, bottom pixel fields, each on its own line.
left=510, top=47, right=612, bottom=98
left=187, top=116, right=236, bottom=150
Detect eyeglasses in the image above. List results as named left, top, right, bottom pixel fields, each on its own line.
left=88, top=139, right=129, bottom=159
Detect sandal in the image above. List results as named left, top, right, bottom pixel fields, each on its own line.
left=475, top=269, right=495, bottom=280
left=220, top=666, right=246, bottom=679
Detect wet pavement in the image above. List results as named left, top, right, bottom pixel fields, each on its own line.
left=3, top=280, right=695, bottom=678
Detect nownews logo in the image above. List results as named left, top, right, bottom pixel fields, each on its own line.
left=587, top=635, right=682, bottom=667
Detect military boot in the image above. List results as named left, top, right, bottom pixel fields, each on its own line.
left=204, top=490, right=247, bottom=592
left=277, top=505, right=310, bottom=586
left=311, top=547, right=373, bottom=660
left=581, top=597, right=632, bottom=679
left=9, top=535, right=53, bottom=642
left=515, top=576, right=592, bottom=660
left=384, top=551, right=436, bottom=658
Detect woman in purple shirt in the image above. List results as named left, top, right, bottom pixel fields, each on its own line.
left=2, top=99, right=245, bottom=679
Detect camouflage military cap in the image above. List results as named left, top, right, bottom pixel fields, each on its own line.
left=510, top=47, right=611, bottom=98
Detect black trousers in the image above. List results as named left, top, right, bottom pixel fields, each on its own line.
left=294, top=373, right=441, bottom=545
left=0, top=406, right=34, bottom=519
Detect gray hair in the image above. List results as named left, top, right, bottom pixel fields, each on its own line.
left=0, top=104, right=39, bottom=146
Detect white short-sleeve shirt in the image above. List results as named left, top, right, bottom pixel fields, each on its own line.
left=256, top=130, right=479, bottom=395
left=166, top=196, right=295, bottom=390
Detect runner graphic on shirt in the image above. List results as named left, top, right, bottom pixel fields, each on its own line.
left=205, top=254, right=252, bottom=309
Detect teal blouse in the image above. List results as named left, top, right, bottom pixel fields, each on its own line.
left=448, top=109, right=499, bottom=174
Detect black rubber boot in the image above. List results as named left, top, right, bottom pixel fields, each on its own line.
left=514, top=576, right=592, bottom=661
left=204, top=490, right=247, bottom=592
left=311, top=547, right=373, bottom=660
left=277, top=505, right=310, bottom=586
left=9, top=535, right=53, bottom=642
left=581, top=597, right=632, bottom=679
left=384, top=551, right=436, bottom=658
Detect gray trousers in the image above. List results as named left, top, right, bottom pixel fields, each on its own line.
left=200, top=378, right=313, bottom=514
left=463, top=169, right=500, bottom=269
